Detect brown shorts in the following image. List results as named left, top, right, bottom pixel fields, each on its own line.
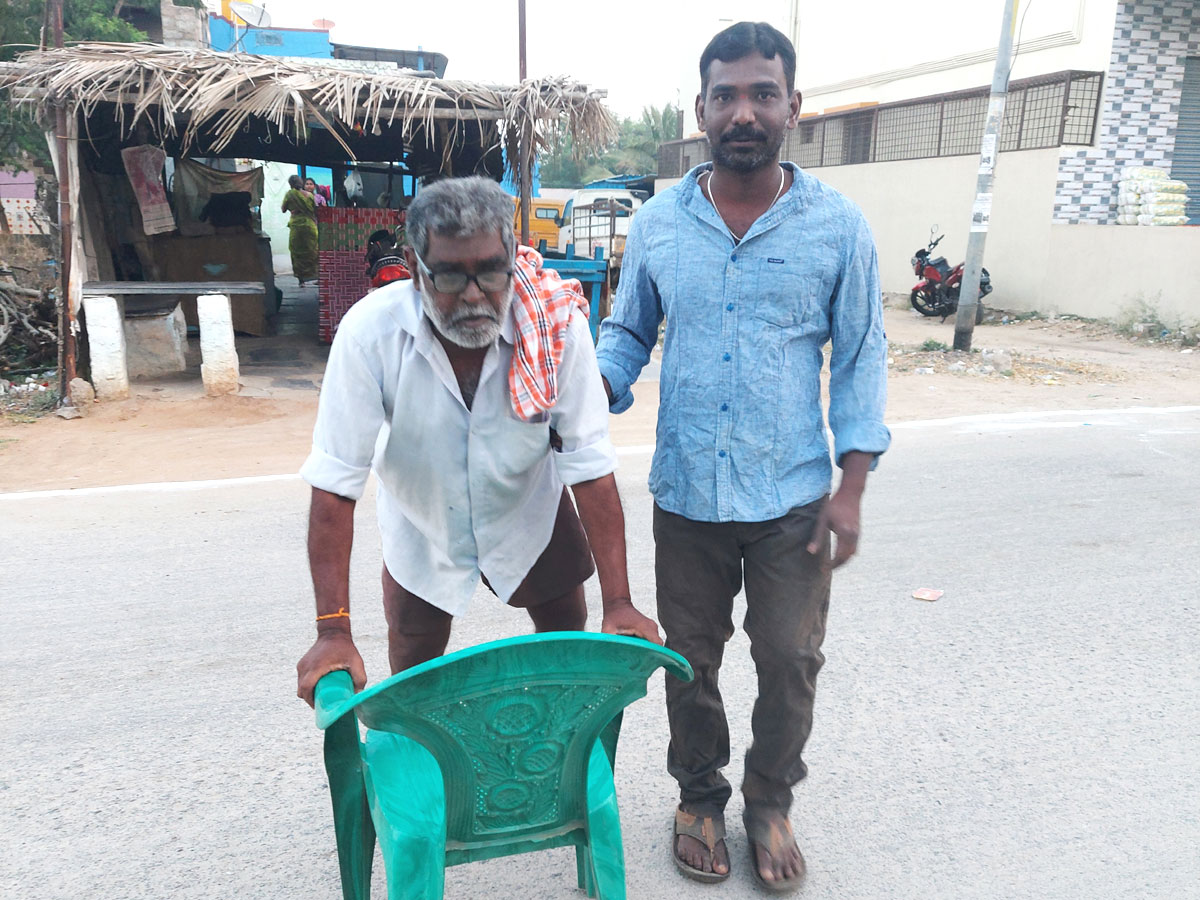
left=486, top=488, right=595, bottom=607
left=383, top=488, right=595, bottom=616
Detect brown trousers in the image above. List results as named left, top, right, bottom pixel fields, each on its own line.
left=654, top=498, right=831, bottom=817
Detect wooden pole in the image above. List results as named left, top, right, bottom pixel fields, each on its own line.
left=50, top=0, right=76, bottom=392
left=518, top=0, right=527, bottom=81
left=518, top=0, right=531, bottom=247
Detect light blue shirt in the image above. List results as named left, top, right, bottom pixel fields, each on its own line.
left=595, top=162, right=890, bottom=523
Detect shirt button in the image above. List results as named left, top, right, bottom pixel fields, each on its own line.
left=723, top=352, right=731, bottom=361
left=720, top=403, right=728, bottom=411
left=726, top=303, right=734, bottom=311
left=731, top=254, right=738, bottom=262
left=718, top=450, right=727, bottom=458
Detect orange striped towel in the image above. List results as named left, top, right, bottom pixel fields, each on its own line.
left=509, top=245, right=589, bottom=421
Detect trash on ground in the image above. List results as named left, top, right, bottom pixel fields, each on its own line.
left=912, top=588, right=944, bottom=602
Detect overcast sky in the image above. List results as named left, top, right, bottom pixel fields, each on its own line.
left=242, top=0, right=789, bottom=117
left=239, top=1, right=1073, bottom=119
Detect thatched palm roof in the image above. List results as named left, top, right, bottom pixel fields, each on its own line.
left=0, top=43, right=617, bottom=169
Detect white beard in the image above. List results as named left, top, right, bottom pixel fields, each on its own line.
left=417, top=280, right=512, bottom=349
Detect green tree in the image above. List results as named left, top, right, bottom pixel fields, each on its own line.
left=539, top=103, right=680, bottom=188
left=1, top=0, right=167, bottom=168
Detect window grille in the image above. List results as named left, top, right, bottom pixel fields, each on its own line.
left=875, top=102, right=941, bottom=161
left=654, top=70, right=1104, bottom=177
left=1064, top=73, right=1103, bottom=144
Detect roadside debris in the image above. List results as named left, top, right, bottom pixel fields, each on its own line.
left=912, top=588, right=944, bottom=602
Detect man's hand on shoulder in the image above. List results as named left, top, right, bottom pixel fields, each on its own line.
left=601, top=600, right=663, bottom=645
left=296, top=629, right=367, bottom=707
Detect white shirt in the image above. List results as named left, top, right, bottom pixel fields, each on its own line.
left=299, top=280, right=617, bottom=616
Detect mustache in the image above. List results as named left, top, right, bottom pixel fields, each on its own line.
left=722, top=127, right=768, bottom=143
left=450, top=309, right=498, bottom=325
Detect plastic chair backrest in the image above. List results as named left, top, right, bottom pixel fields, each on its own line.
left=316, top=633, right=691, bottom=855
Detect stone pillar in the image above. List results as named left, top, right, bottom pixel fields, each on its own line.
left=197, top=293, right=240, bottom=396
left=81, top=294, right=130, bottom=400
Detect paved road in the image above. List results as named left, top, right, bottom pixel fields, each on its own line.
left=2, top=407, right=1197, bottom=899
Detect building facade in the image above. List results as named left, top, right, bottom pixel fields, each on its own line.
left=659, top=0, right=1200, bottom=322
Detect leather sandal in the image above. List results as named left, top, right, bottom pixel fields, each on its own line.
left=672, top=807, right=730, bottom=883
left=744, top=809, right=805, bottom=893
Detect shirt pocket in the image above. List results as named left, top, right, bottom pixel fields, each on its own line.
left=488, top=415, right=553, bottom=479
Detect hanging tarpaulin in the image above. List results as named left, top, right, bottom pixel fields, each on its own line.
left=173, top=159, right=265, bottom=237
left=120, top=145, right=176, bottom=235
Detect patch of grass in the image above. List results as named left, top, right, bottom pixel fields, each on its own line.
left=919, top=339, right=950, bottom=352
left=1, top=386, right=60, bottom=422
left=1114, top=295, right=1198, bottom=344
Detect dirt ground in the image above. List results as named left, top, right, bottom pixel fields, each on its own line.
left=2, top=307, right=1197, bottom=493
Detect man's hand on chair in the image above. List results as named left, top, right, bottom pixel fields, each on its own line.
left=601, top=600, right=663, bottom=645
left=297, top=631, right=367, bottom=707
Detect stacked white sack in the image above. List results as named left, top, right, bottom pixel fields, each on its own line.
left=1116, top=167, right=1190, bottom=225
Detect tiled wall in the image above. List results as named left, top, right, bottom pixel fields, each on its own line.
left=1054, top=1, right=1200, bottom=223
left=316, top=207, right=405, bottom=343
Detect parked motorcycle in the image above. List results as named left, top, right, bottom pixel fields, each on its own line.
left=910, top=227, right=991, bottom=323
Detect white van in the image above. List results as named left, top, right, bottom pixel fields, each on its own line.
left=556, top=188, right=643, bottom=259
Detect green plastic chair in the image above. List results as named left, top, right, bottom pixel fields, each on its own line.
left=313, top=632, right=693, bottom=900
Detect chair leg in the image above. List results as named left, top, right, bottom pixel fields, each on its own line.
left=367, top=734, right=448, bottom=900
left=324, top=715, right=376, bottom=900
left=576, top=844, right=596, bottom=897
left=584, top=740, right=625, bottom=900
left=378, top=827, right=446, bottom=900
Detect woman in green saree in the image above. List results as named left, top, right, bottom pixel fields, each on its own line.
left=282, top=174, right=319, bottom=284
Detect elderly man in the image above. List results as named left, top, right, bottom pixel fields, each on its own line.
left=296, top=176, right=660, bottom=706
left=595, top=22, right=890, bottom=892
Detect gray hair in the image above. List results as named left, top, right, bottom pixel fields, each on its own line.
left=405, top=176, right=515, bottom=259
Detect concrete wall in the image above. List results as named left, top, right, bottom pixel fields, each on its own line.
left=812, top=149, right=1064, bottom=310
left=160, top=0, right=208, bottom=49
left=208, top=15, right=332, bottom=56
left=1041, top=224, right=1200, bottom=321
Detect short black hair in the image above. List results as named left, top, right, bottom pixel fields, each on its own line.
left=699, top=21, right=796, bottom=95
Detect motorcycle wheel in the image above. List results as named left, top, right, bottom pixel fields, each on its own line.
left=910, top=288, right=944, bottom=317
left=946, top=286, right=985, bottom=324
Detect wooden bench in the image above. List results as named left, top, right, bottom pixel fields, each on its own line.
left=81, top=284, right=254, bottom=399
left=82, top=281, right=266, bottom=318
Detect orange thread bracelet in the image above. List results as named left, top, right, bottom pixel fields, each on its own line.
left=316, top=607, right=350, bottom=621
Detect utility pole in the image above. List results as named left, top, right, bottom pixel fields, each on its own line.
left=954, top=0, right=1019, bottom=351
left=517, top=0, right=532, bottom=248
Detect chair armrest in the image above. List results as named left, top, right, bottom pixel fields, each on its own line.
left=315, top=670, right=357, bottom=730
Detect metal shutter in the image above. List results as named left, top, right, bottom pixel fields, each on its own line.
left=1171, top=56, right=1200, bottom=222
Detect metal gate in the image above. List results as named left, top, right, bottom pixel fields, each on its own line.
left=1171, top=56, right=1200, bottom=222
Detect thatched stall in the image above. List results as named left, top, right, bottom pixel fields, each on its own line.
left=0, top=43, right=616, bottom=396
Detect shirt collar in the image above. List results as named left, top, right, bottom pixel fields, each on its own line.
left=681, top=160, right=805, bottom=239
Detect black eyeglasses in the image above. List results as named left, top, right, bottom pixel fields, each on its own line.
left=412, top=248, right=512, bottom=294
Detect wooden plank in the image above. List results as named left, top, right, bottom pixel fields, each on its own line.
left=82, top=281, right=266, bottom=295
